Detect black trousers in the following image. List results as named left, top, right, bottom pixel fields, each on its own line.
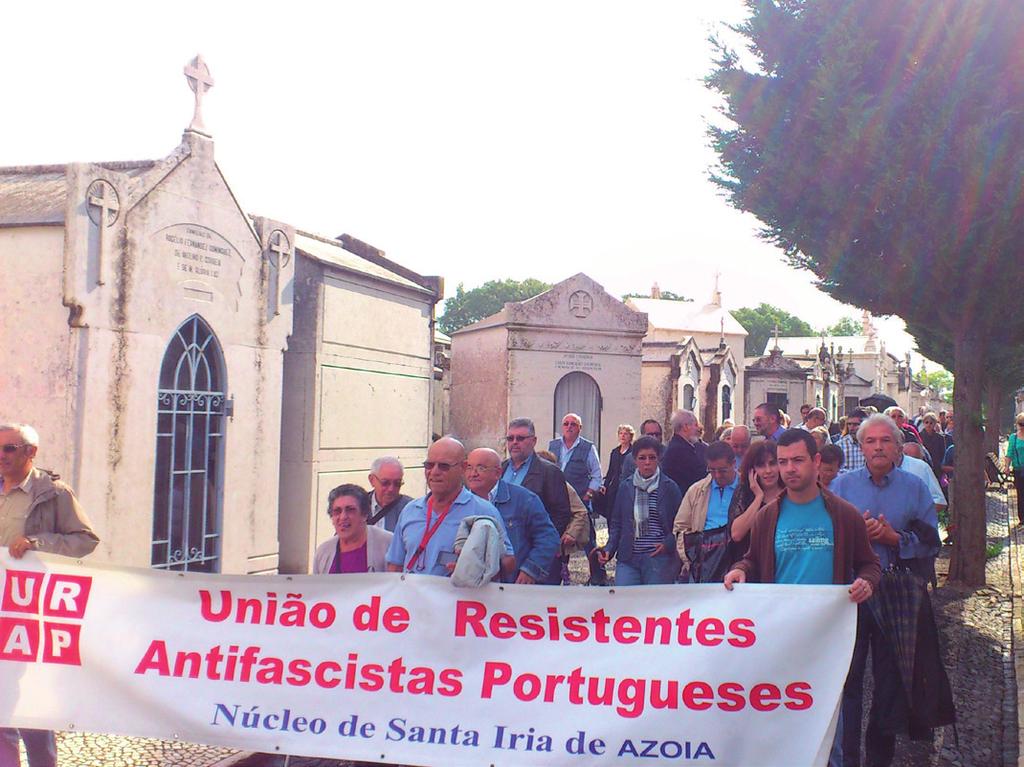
left=0, top=728, right=56, bottom=767
left=842, top=605, right=904, bottom=767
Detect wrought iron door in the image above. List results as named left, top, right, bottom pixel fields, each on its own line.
left=151, top=315, right=226, bottom=571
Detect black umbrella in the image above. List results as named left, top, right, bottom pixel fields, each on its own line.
left=860, top=392, right=899, bottom=411
left=867, top=568, right=926, bottom=699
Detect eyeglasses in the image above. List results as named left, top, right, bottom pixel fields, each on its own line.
left=466, top=464, right=498, bottom=474
left=562, top=421, right=580, bottom=428
left=0, top=444, right=25, bottom=454
left=373, top=478, right=403, bottom=488
left=424, top=461, right=460, bottom=472
left=505, top=435, right=533, bottom=442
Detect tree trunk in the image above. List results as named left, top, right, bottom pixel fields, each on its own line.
left=948, top=328, right=988, bottom=586
left=983, top=379, right=1004, bottom=456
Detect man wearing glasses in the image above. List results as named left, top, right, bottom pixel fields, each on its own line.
left=673, top=440, right=740, bottom=582
left=367, top=456, right=411, bottom=532
left=465, top=448, right=559, bottom=584
left=836, top=408, right=869, bottom=474
left=1, top=423, right=99, bottom=767
left=548, top=413, right=604, bottom=584
left=501, top=418, right=572, bottom=584
left=386, top=437, right=514, bottom=578
left=547, top=414, right=602, bottom=506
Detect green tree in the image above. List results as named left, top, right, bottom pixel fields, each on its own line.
left=622, top=290, right=692, bottom=302
left=708, top=0, right=1024, bottom=583
left=910, top=320, right=1024, bottom=453
left=823, top=316, right=862, bottom=337
left=731, top=304, right=814, bottom=357
left=914, top=370, right=954, bottom=401
left=438, top=278, right=551, bottom=335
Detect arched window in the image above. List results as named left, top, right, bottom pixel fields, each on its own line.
left=683, top=383, right=696, bottom=412
left=553, top=372, right=602, bottom=451
left=152, top=315, right=227, bottom=572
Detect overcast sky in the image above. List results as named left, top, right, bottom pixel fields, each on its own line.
left=5, top=0, right=937, bottom=368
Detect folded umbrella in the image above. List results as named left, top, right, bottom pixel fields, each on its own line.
left=867, top=567, right=926, bottom=699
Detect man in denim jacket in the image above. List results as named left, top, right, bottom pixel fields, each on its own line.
left=465, top=448, right=559, bottom=584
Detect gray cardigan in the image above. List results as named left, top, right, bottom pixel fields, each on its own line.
left=312, top=524, right=392, bottom=574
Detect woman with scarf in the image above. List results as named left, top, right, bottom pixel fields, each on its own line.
left=598, top=436, right=681, bottom=585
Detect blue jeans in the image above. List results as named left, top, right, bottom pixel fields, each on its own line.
left=614, top=552, right=677, bottom=585
left=542, top=554, right=563, bottom=585
left=0, top=728, right=56, bottom=767
left=829, top=705, right=844, bottom=766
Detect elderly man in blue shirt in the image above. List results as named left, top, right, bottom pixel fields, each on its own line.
left=387, top=437, right=515, bottom=578
left=465, top=447, right=559, bottom=584
left=831, top=413, right=939, bottom=767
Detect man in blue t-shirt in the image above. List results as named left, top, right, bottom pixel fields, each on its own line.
left=725, top=429, right=879, bottom=767
left=725, top=429, right=877, bottom=595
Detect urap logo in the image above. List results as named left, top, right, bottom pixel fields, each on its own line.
left=0, top=569, right=92, bottom=666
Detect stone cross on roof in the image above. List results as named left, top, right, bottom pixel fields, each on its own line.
left=772, top=322, right=781, bottom=350
left=184, top=55, right=214, bottom=134
left=86, top=179, right=119, bottom=286
left=267, top=230, right=291, bottom=317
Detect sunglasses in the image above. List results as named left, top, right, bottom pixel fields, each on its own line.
left=424, top=461, right=460, bottom=472
left=505, top=435, right=533, bottom=442
left=0, top=444, right=25, bottom=454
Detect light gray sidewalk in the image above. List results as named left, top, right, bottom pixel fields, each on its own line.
left=31, top=732, right=242, bottom=767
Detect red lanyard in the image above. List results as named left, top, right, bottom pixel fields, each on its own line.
left=406, top=498, right=452, bottom=571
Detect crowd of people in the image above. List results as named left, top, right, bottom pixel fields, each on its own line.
left=0, top=402, right=986, bottom=766
left=307, top=403, right=960, bottom=767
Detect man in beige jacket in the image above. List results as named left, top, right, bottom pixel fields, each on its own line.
left=673, top=441, right=738, bottom=575
left=1, top=422, right=99, bottom=767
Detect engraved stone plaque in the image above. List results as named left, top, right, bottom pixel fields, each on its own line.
left=151, top=223, right=244, bottom=308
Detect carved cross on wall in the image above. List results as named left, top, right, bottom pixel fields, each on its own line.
left=568, top=290, right=593, bottom=319
left=267, top=230, right=291, bottom=317
left=86, top=179, right=119, bottom=286
left=184, top=55, right=215, bottom=133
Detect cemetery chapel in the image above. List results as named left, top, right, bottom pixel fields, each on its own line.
left=0, top=57, right=441, bottom=576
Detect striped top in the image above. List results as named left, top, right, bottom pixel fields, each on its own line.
left=632, top=489, right=663, bottom=554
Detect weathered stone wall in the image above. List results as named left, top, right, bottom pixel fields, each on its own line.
left=639, top=361, right=674, bottom=434
left=279, top=264, right=435, bottom=574
left=508, top=341, right=641, bottom=458
left=5, top=136, right=295, bottom=574
left=450, top=325, right=510, bottom=454
left=0, top=225, right=74, bottom=481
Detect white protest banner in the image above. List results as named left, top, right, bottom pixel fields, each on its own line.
left=0, top=552, right=855, bottom=766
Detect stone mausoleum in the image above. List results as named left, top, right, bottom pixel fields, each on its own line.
left=627, top=280, right=747, bottom=436
left=449, top=274, right=647, bottom=456
left=0, top=57, right=440, bottom=575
